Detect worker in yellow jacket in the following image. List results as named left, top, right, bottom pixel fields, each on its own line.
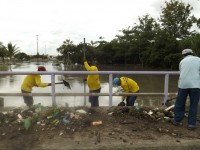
left=83, top=59, right=101, bottom=107
left=113, top=77, right=139, bottom=106
left=21, top=66, right=51, bottom=107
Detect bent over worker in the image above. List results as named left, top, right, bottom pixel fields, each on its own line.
left=113, top=77, right=139, bottom=106
left=83, top=59, right=101, bottom=107
left=21, top=66, right=51, bottom=107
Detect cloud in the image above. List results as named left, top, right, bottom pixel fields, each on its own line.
left=0, top=0, right=199, bottom=55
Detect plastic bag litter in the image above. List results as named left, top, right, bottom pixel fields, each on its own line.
left=24, top=117, right=31, bottom=130
left=76, top=109, right=87, bottom=114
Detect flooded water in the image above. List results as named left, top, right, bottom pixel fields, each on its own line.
left=0, top=62, right=179, bottom=107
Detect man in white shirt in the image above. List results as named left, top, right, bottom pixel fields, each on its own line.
left=173, top=49, right=200, bottom=130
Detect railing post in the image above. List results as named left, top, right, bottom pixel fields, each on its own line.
left=51, top=74, right=56, bottom=106
left=84, top=80, right=86, bottom=106
left=109, top=73, right=113, bottom=106
left=164, top=74, right=169, bottom=106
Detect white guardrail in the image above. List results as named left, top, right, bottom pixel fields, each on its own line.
left=0, top=71, right=179, bottom=107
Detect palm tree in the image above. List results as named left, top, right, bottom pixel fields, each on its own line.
left=0, top=42, right=8, bottom=64
left=6, top=42, right=20, bottom=64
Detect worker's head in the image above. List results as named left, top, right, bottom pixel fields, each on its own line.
left=113, top=77, right=120, bottom=87
left=38, top=66, right=46, bottom=71
left=182, top=49, right=193, bottom=56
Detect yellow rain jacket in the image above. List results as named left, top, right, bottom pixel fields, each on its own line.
left=120, top=77, right=139, bottom=93
left=21, top=74, right=49, bottom=92
left=84, top=61, right=101, bottom=91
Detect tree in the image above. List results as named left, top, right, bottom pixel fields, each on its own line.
left=56, top=39, right=77, bottom=65
left=160, top=0, right=197, bottom=39
left=6, top=42, right=20, bottom=64
left=117, top=14, right=159, bottom=66
left=15, top=52, right=30, bottom=62
left=97, top=41, right=116, bottom=64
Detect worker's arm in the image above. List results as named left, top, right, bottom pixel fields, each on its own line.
left=35, top=75, right=49, bottom=87
left=83, top=60, right=91, bottom=71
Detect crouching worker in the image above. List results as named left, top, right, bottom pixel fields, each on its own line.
left=21, top=66, right=51, bottom=107
left=83, top=59, right=101, bottom=107
left=113, top=77, right=139, bottom=106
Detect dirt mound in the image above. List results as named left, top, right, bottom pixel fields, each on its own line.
left=0, top=105, right=200, bottom=149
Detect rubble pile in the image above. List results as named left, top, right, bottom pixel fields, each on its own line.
left=0, top=104, right=95, bottom=137
left=112, top=106, right=176, bottom=123
left=0, top=104, right=186, bottom=139
left=3, top=103, right=200, bottom=149
left=0, top=105, right=177, bottom=129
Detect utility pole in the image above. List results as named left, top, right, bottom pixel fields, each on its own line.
left=36, top=35, right=39, bottom=55
left=36, top=35, right=39, bottom=64
left=45, top=44, right=46, bottom=55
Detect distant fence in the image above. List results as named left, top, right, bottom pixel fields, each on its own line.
left=0, top=71, right=179, bottom=107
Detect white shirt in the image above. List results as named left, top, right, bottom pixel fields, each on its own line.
left=178, top=55, right=200, bottom=89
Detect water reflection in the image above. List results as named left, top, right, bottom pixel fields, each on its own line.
left=0, top=62, right=179, bottom=107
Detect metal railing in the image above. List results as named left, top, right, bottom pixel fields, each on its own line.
left=0, top=71, right=179, bottom=106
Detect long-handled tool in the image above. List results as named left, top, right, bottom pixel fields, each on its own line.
left=49, top=79, right=71, bottom=89
left=83, top=38, right=86, bottom=105
left=162, top=97, right=176, bottom=106
left=166, top=97, right=176, bottom=103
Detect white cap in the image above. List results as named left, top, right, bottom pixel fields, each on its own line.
left=182, top=49, right=193, bottom=55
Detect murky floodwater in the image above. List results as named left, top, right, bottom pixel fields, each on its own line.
left=0, top=62, right=179, bottom=107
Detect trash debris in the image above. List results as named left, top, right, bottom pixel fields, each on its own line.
left=165, top=105, right=175, bottom=111
left=76, top=109, right=87, bottom=114
left=47, top=116, right=53, bottom=119
left=147, top=110, right=153, bottom=115
left=63, top=112, right=70, bottom=125
left=108, top=112, right=113, bottom=115
left=121, top=107, right=129, bottom=113
left=164, top=116, right=171, bottom=122
left=17, top=114, right=23, bottom=119
left=63, top=118, right=70, bottom=125
left=59, top=131, right=63, bottom=136
left=2, top=133, right=6, bottom=136
left=51, top=119, right=60, bottom=126
left=70, top=112, right=80, bottom=119
left=2, top=112, right=7, bottom=115
left=0, top=105, right=198, bottom=148
left=34, top=103, right=44, bottom=113
left=24, top=117, right=32, bottom=130
left=91, top=121, right=102, bottom=126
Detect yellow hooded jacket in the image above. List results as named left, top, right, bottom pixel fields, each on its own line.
left=21, top=74, right=49, bottom=92
left=84, top=61, right=101, bottom=91
left=120, top=77, right=139, bottom=93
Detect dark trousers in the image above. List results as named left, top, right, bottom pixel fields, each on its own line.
left=89, top=88, right=101, bottom=107
left=21, top=89, right=33, bottom=107
left=126, top=91, right=139, bottom=106
left=126, top=96, right=137, bottom=106
left=174, top=88, right=200, bottom=126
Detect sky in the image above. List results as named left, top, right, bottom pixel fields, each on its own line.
left=0, top=0, right=200, bottom=56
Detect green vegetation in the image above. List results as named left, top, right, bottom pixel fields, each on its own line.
left=55, top=0, right=200, bottom=70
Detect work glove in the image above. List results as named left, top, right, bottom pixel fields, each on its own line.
left=118, top=96, right=126, bottom=106
left=118, top=101, right=125, bottom=106
left=48, top=83, right=51, bottom=86
left=83, top=59, right=87, bottom=63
